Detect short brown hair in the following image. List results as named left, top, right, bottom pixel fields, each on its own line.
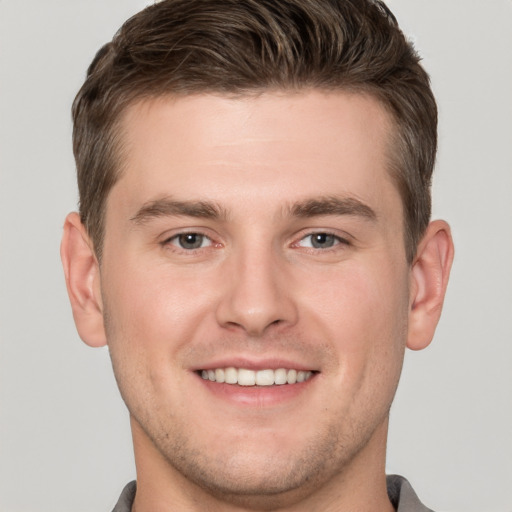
left=72, top=0, right=437, bottom=262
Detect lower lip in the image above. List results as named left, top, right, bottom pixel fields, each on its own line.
left=196, top=374, right=317, bottom=407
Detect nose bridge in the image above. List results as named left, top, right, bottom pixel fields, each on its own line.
left=215, top=237, right=297, bottom=335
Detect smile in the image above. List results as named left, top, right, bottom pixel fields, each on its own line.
left=200, top=367, right=315, bottom=386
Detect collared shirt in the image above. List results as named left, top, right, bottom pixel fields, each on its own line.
left=112, top=474, right=434, bottom=511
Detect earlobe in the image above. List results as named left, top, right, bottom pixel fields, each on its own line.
left=407, top=220, right=454, bottom=351
left=60, top=212, right=107, bottom=347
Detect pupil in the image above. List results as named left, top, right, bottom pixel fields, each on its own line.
left=312, top=233, right=334, bottom=248
left=179, top=233, right=202, bottom=249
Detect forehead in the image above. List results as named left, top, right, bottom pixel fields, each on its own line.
left=111, top=90, right=399, bottom=220
left=120, top=90, right=393, bottom=153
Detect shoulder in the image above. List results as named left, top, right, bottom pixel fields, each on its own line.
left=387, top=475, right=435, bottom=512
left=111, top=481, right=136, bottom=512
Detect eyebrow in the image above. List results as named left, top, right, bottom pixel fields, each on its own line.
left=130, top=197, right=227, bottom=224
left=130, top=195, right=377, bottom=225
left=289, top=196, right=377, bottom=221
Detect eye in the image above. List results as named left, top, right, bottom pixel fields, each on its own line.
left=168, top=233, right=212, bottom=250
left=297, top=232, right=345, bottom=249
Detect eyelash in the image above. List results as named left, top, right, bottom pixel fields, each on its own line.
left=162, top=232, right=216, bottom=251
left=161, top=230, right=350, bottom=253
left=294, top=232, right=350, bottom=251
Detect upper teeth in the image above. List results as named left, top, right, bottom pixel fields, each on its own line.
left=200, top=368, right=313, bottom=386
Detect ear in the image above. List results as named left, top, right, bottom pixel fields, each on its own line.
left=61, top=212, right=107, bottom=347
left=407, top=220, right=454, bottom=351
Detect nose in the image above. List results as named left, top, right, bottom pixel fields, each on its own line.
left=215, top=246, right=298, bottom=336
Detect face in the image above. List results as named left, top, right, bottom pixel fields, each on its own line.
left=100, top=91, right=411, bottom=503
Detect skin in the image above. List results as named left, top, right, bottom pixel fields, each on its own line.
left=61, top=91, right=454, bottom=511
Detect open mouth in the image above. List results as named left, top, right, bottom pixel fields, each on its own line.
left=198, top=367, right=316, bottom=386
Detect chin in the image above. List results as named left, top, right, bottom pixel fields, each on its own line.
left=148, top=417, right=368, bottom=509
left=174, top=454, right=329, bottom=509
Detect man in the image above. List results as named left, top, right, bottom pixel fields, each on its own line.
left=60, top=0, right=454, bottom=510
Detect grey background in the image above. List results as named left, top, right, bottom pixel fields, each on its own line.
left=1, top=1, right=511, bottom=511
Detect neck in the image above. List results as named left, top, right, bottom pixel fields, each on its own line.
left=130, top=416, right=395, bottom=512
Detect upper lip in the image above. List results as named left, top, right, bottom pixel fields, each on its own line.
left=191, top=357, right=318, bottom=372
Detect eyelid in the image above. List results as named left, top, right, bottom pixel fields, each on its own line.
left=159, top=228, right=220, bottom=251
left=169, top=233, right=212, bottom=249
left=292, top=230, right=352, bottom=249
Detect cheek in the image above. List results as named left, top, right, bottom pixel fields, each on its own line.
left=302, top=259, right=408, bottom=338
left=100, top=263, right=206, bottom=412
left=298, top=258, right=409, bottom=387
left=102, top=259, right=217, bottom=347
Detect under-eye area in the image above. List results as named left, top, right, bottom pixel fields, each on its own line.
left=198, top=368, right=318, bottom=386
